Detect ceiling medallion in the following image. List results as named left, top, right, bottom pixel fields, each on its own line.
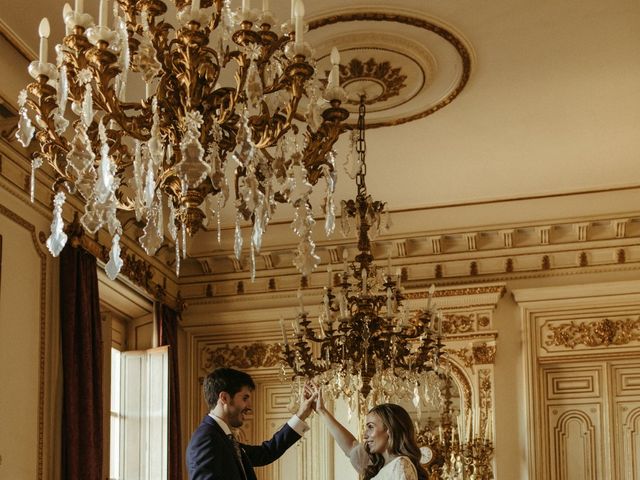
left=309, top=12, right=473, bottom=127
left=335, top=57, right=407, bottom=105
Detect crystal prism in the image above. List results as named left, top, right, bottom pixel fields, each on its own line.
left=16, top=108, right=35, bottom=148
left=30, top=156, right=42, bottom=203
left=95, top=122, right=115, bottom=204
left=46, top=192, right=68, bottom=256
left=105, top=233, right=123, bottom=280
left=139, top=202, right=163, bottom=255
left=234, top=213, right=243, bottom=260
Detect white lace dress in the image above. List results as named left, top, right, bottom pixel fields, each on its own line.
left=349, top=443, right=418, bottom=480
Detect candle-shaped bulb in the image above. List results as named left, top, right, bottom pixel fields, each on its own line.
left=75, top=0, right=84, bottom=15
left=62, top=3, right=72, bottom=34
left=262, top=0, right=269, bottom=12
left=99, top=0, right=109, bottom=28
left=297, top=288, right=304, bottom=312
left=427, top=283, right=435, bottom=310
left=39, top=18, right=50, bottom=38
left=328, top=47, right=341, bottom=87
left=38, top=18, right=50, bottom=64
left=330, top=46, right=340, bottom=65
left=192, top=0, right=200, bottom=12
left=386, top=287, right=393, bottom=317
left=242, top=0, right=250, bottom=13
left=294, top=0, right=304, bottom=48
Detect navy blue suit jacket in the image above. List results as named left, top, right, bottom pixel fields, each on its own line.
left=186, top=415, right=302, bottom=480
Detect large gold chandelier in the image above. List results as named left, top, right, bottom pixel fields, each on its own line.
left=17, top=0, right=349, bottom=279
left=282, top=97, right=444, bottom=414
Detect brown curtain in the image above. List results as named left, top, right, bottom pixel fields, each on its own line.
left=158, top=304, right=183, bottom=480
left=60, top=244, right=103, bottom=480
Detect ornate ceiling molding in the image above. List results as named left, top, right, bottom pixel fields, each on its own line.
left=308, top=12, right=473, bottom=128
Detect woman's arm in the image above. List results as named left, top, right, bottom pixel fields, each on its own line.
left=315, top=388, right=359, bottom=456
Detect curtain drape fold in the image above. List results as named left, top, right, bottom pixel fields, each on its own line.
left=60, top=244, right=103, bottom=480
left=159, top=304, right=183, bottom=480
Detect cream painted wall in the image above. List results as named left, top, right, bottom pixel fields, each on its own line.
left=0, top=186, right=60, bottom=479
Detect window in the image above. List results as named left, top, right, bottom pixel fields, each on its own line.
left=110, top=348, right=122, bottom=480
left=109, top=346, right=169, bottom=480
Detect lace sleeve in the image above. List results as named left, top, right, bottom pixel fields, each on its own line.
left=348, top=443, right=370, bottom=474
left=391, top=456, right=418, bottom=480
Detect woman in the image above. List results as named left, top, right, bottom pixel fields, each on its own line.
left=316, top=389, right=428, bottom=480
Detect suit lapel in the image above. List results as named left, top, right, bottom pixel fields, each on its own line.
left=203, top=416, right=250, bottom=480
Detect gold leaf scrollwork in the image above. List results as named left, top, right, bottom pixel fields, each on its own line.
left=333, top=58, right=407, bottom=105
left=472, top=343, right=496, bottom=364
left=545, top=317, right=640, bottom=349
left=478, top=369, right=492, bottom=439
left=446, top=347, right=474, bottom=368
left=201, top=342, right=283, bottom=373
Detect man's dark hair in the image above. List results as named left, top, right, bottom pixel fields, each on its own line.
left=204, top=368, right=256, bottom=408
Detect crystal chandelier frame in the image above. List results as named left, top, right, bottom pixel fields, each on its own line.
left=17, top=0, right=349, bottom=279
left=417, top=374, right=495, bottom=480
left=282, top=97, right=444, bottom=410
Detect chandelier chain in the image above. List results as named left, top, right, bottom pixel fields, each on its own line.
left=356, top=96, right=367, bottom=195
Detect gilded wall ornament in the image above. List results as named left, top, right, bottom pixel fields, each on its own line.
left=201, top=342, right=283, bottom=373
left=545, top=317, right=640, bottom=349
left=119, top=250, right=154, bottom=290
left=446, top=347, right=474, bottom=369
left=441, top=313, right=491, bottom=334
left=472, top=343, right=496, bottom=364
left=478, top=369, right=493, bottom=439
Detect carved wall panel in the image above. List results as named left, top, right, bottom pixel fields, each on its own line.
left=612, top=363, right=640, bottom=480
left=514, top=281, right=640, bottom=480
left=543, top=366, right=605, bottom=480
left=548, top=406, right=601, bottom=480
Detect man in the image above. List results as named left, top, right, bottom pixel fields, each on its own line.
left=186, top=367, right=316, bottom=480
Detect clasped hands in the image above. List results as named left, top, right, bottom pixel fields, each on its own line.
left=294, top=381, right=326, bottom=421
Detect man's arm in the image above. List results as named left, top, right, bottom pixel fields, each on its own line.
left=242, top=383, right=316, bottom=466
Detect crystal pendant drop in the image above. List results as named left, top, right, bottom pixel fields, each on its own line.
left=95, top=121, right=115, bottom=204
left=234, top=213, right=243, bottom=260
left=53, top=109, right=69, bottom=135
left=174, top=225, right=181, bottom=277
left=181, top=218, right=187, bottom=259
left=245, top=62, right=263, bottom=110
left=143, top=155, right=155, bottom=210
left=167, top=197, right=177, bottom=241
left=82, top=84, right=94, bottom=127
left=30, top=156, right=42, bottom=203
left=156, top=190, right=164, bottom=242
left=250, top=241, right=256, bottom=282
left=139, top=200, right=163, bottom=255
left=16, top=108, right=35, bottom=148
left=105, top=233, right=123, bottom=280
left=81, top=200, right=105, bottom=234
left=57, top=65, right=69, bottom=115
left=148, top=98, right=164, bottom=167
left=132, top=141, right=145, bottom=221
left=46, top=192, right=68, bottom=256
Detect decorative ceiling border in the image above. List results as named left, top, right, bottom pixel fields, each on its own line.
left=308, top=12, right=472, bottom=128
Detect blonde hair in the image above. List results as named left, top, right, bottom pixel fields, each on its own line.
left=363, top=404, right=428, bottom=480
